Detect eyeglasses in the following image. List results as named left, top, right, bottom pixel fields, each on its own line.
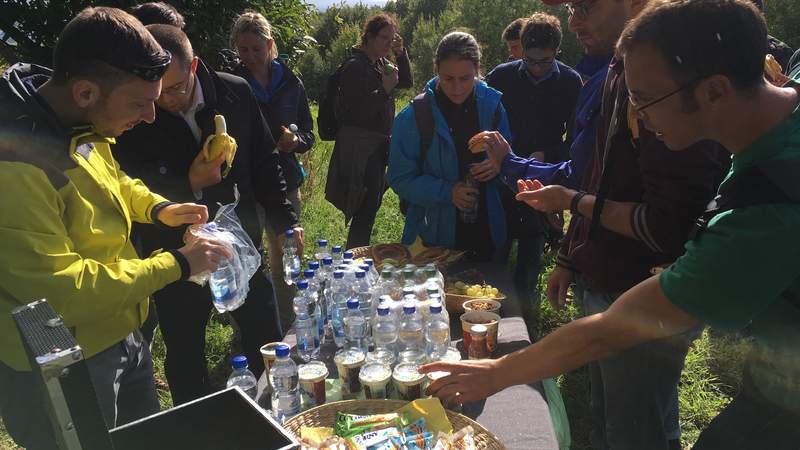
left=628, top=77, right=702, bottom=112
left=565, top=0, right=597, bottom=19
left=522, top=56, right=555, bottom=68
left=161, top=69, right=193, bottom=97
left=110, top=50, right=172, bottom=82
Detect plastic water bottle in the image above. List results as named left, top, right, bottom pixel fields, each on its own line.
left=329, top=270, right=349, bottom=348
left=353, top=270, right=375, bottom=333
left=344, top=298, right=368, bottom=354
left=331, top=245, right=343, bottom=265
left=398, top=304, right=425, bottom=362
left=293, top=280, right=320, bottom=361
left=373, top=304, right=398, bottom=358
left=425, top=303, right=451, bottom=361
left=363, top=258, right=379, bottom=285
left=304, top=269, right=325, bottom=340
left=226, top=355, right=258, bottom=400
left=282, top=229, right=301, bottom=285
left=269, top=344, right=300, bottom=423
left=209, top=259, right=243, bottom=312
left=315, top=239, right=331, bottom=262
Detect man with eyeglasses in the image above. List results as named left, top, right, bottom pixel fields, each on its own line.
left=486, top=13, right=582, bottom=316
left=114, top=24, right=302, bottom=406
left=426, top=1, right=800, bottom=448
left=478, top=0, right=729, bottom=448
left=0, top=8, right=233, bottom=449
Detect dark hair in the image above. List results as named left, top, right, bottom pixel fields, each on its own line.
left=502, top=18, right=527, bottom=42
left=435, top=31, right=481, bottom=69
left=52, top=7, right=169, bottom=86
left=521, top=13, right=562, bottom=51
left=130, top=2, right=185, bottom=28
left=617, top=0, right=767, bottom=90
left=361, top=13, right=398, bottom=46
left=146, top=24, right=194, bottom=68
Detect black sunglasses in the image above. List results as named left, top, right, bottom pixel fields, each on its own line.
left=109, top=50, right=172, bottom=82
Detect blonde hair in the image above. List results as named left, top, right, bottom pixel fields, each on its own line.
left=230, top=10, right=278, bottom=60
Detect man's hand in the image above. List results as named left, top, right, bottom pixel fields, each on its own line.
left=452, top=182, right=479, bottom=211
left=157, top=203, right=209, bottom=227
left=469, top=160, right=499, bottom=182
left=481, top=131, right=512, bottom=173
left=391, top=33, right=405, bottom=56
left=278, top=226, right=305, bottom=258
left=177, top=236, right=233, bottom=276
left=515, top=179, right=574, bottom=212
left=382, top=64, right=399, bottom=95
left=546, top=265, right=573, bottom=310
left=189, top=146, right=226, bottom=193
left=420, top=359, right=505, bottom=405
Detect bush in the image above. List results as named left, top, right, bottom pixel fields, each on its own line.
left=296, top=49, right=329, bottom=102
left=409, top=9, right=458, bottom=90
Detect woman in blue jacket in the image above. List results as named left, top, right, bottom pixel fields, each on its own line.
left=388, top=31, right=509, bottom=260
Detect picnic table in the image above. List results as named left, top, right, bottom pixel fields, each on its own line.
left=255, top=261, right=560, bottom=450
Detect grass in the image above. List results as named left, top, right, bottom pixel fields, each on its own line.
left=0, top=102, right=745, bottom=450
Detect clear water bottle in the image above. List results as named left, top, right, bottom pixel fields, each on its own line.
left=373, top=304, right=398, bottom=359
left=290, top=269, right=301, bottom=286
left=353, top=271, right=375, bottom=329
left=304, top=269, right=325, bottom=340
left=425, top=303, right=451, bottom=361
left=282, top=229, right=301, bottom=285
left=363, top=258, right=379, bottom=285
left=398, top=304, right=425, bottom=362
left=425, top=264, right=444, bottom=289
left=401, top=267, right=416, bottom=287
left=429, top=293, right=449, bottom=321
left=293, top=280, right=320, bottom=361
left=209, top=259, right=244, bottom=312
left=308, top=260, right=320, bottom=272
left=331, top=245, right=343, bottom=265
left=226, top=355, right=258, bottom=400
left=314, top=239, right=331, bottom=262
left=343, top=250, right=354, bottom=260
left=379, top=269, right=402, bottom=301
left=344, top=298, right=368, bottom=354
left=461, top=172, right=479, bottom=224
left=329, top=270, right=349, bottom=348
left=269, top=344, right=300, bottom=423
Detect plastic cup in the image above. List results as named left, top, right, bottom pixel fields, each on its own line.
left=298, top=361, right=329, bottom=408
left=460, top=311, right=500, bottom=353
left=366, top=349, right=396, bottom=367
left=260, top=341, right=288, bottom=390
left=442, top=346, right=462, bottom=362
left=393, top=363, right=425, bottom=401
left=334, top=349, right=366, bottom=396
left=359, top=362, right=393, bottom=399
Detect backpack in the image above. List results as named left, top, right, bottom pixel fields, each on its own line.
left=317, top=57, right=357, bottom=141
left=398, top=93, right=501, bottom=215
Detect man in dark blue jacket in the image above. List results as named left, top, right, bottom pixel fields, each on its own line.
left=486, top=13, right=582, bottom=311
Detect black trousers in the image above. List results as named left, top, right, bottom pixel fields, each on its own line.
left=346, top=149, right=387, bottom=250
left=154, top=268, right=282, bottom=405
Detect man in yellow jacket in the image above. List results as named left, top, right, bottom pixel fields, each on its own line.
left=0, top=8, right=230, bottom=450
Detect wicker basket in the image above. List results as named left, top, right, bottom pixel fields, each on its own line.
left=348, top=246, right=374, bottom=260
left=283, top=399, right=506, bottom=449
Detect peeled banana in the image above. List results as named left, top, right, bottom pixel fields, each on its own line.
left=202, top=114, right=237, bottom=177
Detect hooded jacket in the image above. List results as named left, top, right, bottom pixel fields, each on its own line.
left=0, top=64, right=182, bottom=371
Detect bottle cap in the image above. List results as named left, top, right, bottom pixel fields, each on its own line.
left=285, top=229, right=294, bottom=238
left=364, top=258, right=374, bottom=267
left=347, top=298, right=360, bottom=309
left=403, top=304, right=416, bottom=314
left=355, top=270, right=366, bottom=279
left=323, top=257, right=333, bottom=265
left=275, top=344, right=290, bottom=358
left=377, top=305, right=391, bottom=316
left=332, top=246, right=342, bottom=254
left=232, top=355, right=248, bottom=369
left=343, top=250, right=354, bottom=259
left=430, top=303, right=442, bottom=314
left=334, top=270, right=345, bottom=279
left=304, top=269, right=315, bottom=279
left=318, top=239, right=328, bottom=247
left=308, top=261, right=320, bottom=270
left=297, top=280, right=308, bottom=290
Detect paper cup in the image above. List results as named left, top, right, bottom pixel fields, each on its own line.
left=298, top=361, right=328, bottom=407
left=334, top=349, right=366, bottom=395
left=261, top=342, right=288, bottom=390
left=359, top=362, right=393, bottom=399
left=393, top=363, right=425, bottom=401
left=460, top=311, right=500, bottom=353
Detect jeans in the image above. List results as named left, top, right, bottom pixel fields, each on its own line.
left=0, top=331, right=159, bottom=450
left=154, top=269, right=282, bottom=405
left=346, top=149, right=387, bottom=250
left=575, top=280, right=697, bottom=450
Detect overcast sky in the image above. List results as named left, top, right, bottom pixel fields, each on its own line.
left=307, top=0, right=388, bottom=11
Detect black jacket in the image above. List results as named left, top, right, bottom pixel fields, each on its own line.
left=233, top=59, right=314, bottom=192
left=114, top=59, right=298, bottom=254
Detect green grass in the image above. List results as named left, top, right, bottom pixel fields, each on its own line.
left=0, top=101, right=744, bottom=450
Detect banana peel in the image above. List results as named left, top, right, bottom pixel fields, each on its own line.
left=202, top=114, right=237, bottom=177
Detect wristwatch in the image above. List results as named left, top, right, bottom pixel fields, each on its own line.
left=570, top=190, right=588, bottom=217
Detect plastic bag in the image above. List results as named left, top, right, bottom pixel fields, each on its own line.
left=186, top=186, right=261, bottom=313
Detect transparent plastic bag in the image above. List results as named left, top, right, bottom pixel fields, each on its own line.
left=186, top=186, right=261, bottom=313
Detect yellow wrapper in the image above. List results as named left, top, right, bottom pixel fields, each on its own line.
left=394, top=398, right=453, bottom=435
left=299, top=426, right=334, bottom=445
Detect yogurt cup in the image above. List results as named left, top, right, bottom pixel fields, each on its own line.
left=298, top=361, right=328, bottom=407
left=359, top=362, right=393, bottom=399
left=366, top=349, right=396, bottom=367
left=334, top=349, right=366, bottom=395
left=393, top=363, right=425, bottom=401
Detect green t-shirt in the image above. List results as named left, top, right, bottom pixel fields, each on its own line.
left=660, top=105, right=800, bottom=412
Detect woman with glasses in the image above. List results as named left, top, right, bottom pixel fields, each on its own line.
left=387, top=31, right=510, bottom=261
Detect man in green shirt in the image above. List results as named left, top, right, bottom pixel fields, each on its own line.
left=423, top=0, right=800, bottom=447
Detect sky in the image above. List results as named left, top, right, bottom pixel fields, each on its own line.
left=307, top=0, right=389, bottom=11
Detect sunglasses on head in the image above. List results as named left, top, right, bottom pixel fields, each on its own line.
left=109, top=50, right=172, bottom=82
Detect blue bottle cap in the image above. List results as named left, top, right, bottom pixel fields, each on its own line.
left=377, top=305, right=390, bottom=316
left=364, top=258, right=374, bottom=267
left=334, top=270, right=345, bottom=279
left=343, top=250, right=354, bottom=259
left=291, top=270, right=301, bottom=279
left=347, top=298, right=360, bottom=309
left=232, top=355, right=248, bottom=369
left=285, top=229, right=294, bottom=238
left=403, top=304, right=416, bottom=314
left=430, top=303, right=442, bottom=314
left=323, top=257, right=333, bottom=265
left=297, top=280, right=309, bottom=290
left=304, top=269, right=315, bottom=279
left=318, top=239, right=328, bottom=247
left=309, top=261, right=320, bottom=270
left=358, top=264, right=369, bottom=272
left=332, top=246, right=342, bottom=254
left=355, top=270, right=366, bottom=279
left=275, top=344, right=290, bottom=358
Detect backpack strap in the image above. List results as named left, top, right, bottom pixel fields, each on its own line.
left=412, top=93, right=434, bottom=174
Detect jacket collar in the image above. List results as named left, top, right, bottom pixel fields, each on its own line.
left=423, top=77, right=503, bottom=148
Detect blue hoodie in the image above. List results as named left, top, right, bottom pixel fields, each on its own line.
left=388, top=77, right=510, bottom=250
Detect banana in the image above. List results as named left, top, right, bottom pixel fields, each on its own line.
left=202, top=114, right=237, bottom=177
